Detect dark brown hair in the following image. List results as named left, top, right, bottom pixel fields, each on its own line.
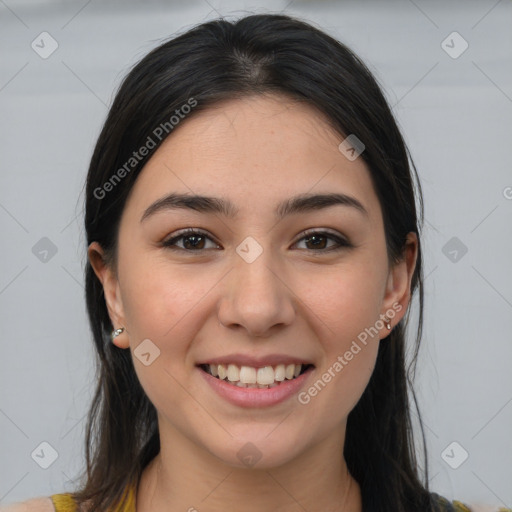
left=74, top=13, right=436, bottom=512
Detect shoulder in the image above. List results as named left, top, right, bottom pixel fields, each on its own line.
left=461, top=505, right=512, bottom=512
left=0, top=497, right=55, bottom=512
left=431, top=492, right=512, bottom=512
left=432, top=493, right=512, bottom=512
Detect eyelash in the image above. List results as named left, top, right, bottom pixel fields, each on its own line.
left=162, top=228, right=353, bottom=254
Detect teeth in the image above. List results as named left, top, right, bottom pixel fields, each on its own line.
left=256, top=366, right=275, bottom=385
left=227, top=364, right=240, bottom=382
left=206, top=363, right=306, bottom=386
left=274, top=364, right=285, bottom=381
left=239, top=366, right=257, bottom=384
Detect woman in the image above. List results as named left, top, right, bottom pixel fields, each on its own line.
left=4, top=13, right=509, bottom=512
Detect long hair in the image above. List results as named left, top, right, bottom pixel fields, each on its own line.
left=74, top=13, right=434, bottom=512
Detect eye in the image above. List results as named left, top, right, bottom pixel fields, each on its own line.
left=162, top=228, right=352, bottom=253
left=162, top=229, right=220, bottom=251
left=293, top=230, right=352, bottom=252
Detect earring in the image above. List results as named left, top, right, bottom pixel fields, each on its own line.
left=111, top=327, right=125, bottom=340
left=383, top=316, right=391, bottom=330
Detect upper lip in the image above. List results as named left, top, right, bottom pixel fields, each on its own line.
left=196, top=353, right=314, bottom=368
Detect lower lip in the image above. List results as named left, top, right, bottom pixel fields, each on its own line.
left=197, top=366, right=314, bottom=408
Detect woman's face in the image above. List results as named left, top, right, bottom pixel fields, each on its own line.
left=90, top=94, right=416, bottom=469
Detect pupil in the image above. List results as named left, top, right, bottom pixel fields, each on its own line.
left=307, top=235, right=326, bottom=249
left=185, top=235, right=203, bottom=249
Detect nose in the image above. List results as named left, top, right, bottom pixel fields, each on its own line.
left=217, top=245, right=296, bottom=338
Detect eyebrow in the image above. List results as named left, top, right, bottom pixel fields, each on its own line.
left=140, top=191, right=369, bottom=223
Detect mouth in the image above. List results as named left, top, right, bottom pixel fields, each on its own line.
left=197, top=363, right=314, bottom=389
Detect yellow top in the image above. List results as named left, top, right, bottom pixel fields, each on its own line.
left=50, top=483, right=136, bottom=512
left=49, top=485, right=512, bottom=512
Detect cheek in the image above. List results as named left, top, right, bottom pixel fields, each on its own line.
left=114, top=254, right=201, bottom=400
left=294, top=261, right=385, bottom=414
left=298, top=286, right=381, bottom=437
left=116, top=256, right=216, bottom=416
left=301, top=259, right=386, bottom=346
left=119, top=252, right=216, bottom=342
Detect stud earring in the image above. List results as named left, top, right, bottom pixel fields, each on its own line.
left=383, top=316, right=391, bottom=330
left=111, top=327, right=125, bottom=340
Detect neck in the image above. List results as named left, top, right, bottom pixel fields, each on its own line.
left=136, top=421, right=362, bottom=512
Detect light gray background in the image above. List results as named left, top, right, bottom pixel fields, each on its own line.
left=1, top=0, right=511, bottom=508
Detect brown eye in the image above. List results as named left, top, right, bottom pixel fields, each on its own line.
left=294, top=230, right=352, bottom=252
left=162, top=229, right=352, bottom=254
left=162, top=229, right=220, bottom=251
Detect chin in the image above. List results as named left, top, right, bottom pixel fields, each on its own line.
left=204, top=429, right=308, bottom=471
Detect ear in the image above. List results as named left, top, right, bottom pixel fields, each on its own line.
left=88, top=241, right=129, bottom=349
left=379, top=232, right=418, bottom=339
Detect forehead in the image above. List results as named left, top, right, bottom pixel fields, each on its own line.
left=123, top=94, right=382, bottom=224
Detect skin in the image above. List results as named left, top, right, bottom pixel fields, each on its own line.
left=89, top=93, right=418, bottom=512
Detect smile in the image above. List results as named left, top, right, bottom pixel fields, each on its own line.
left=196, top=356, right=315, bottom=408
left=199, top=363, right=314, bottom=389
